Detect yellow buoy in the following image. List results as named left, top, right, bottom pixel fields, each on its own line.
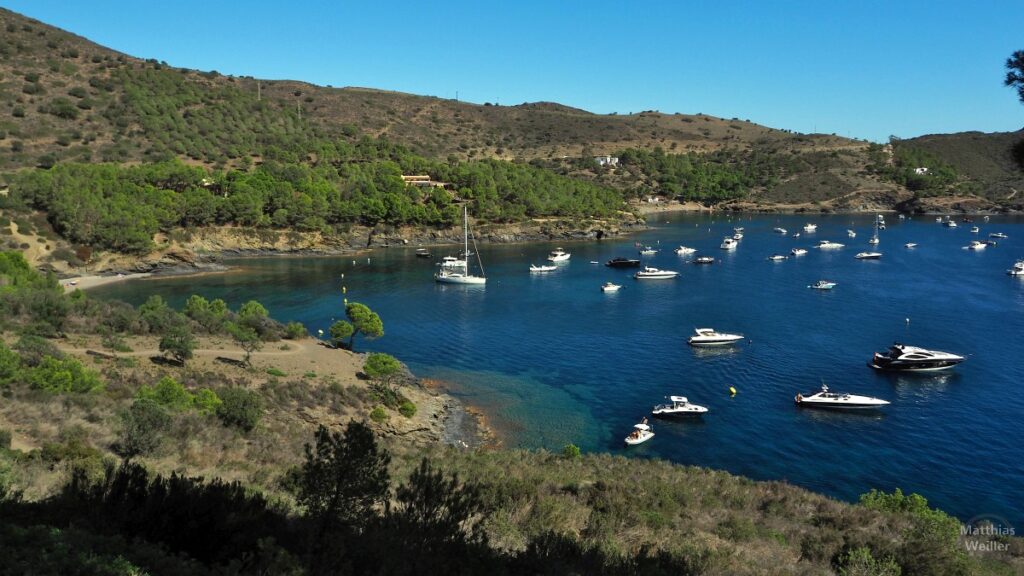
left=729, top=386, right=737, bottom=396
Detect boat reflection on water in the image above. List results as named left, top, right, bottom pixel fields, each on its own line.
left=689, top=346, right=740, bottom=360
left=871, top=370, right=959, bottom=402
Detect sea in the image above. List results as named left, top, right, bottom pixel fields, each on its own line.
left=92, top=213, right=1024, bottom=526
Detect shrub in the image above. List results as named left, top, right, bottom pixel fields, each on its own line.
left=363, top=353, right=402, bottom=380
left=369, top=406, right=388, bottom=423
left=13, top=335, right=63, bottom=367
left=216, top=388, right=263, bottom=432
left=192, top=388, right=222, bottom=415
left=266, top=367, right=286, bottom=377
left=24, top=356, right=103, bottom=394
left=562, top=444, right=581, bottom=459
left=398, top=400, right=417, bottom=418
left=284, top=321, right=307, bottom=339
left=137, top=376, right=193, bottom=412
left=837, top=547, right=901, bottom=576
left=0, top=343, right=21, bottom=387
left=0, top=428, right=11, bottom=450
left=117, top=398, right=170, bottom=459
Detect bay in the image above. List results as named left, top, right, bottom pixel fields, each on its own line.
left=92, top=213, right=1024, bottom=525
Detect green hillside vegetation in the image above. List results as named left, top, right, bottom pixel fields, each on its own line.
left=3, top=136, right=626, bottom=254
left=3, top=6, right=1021, bottom=220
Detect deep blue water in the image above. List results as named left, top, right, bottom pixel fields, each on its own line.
left=93, top=214, right=1024, bottom=525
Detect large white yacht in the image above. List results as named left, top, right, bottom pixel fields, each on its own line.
left=869, top=343, right=964, bottom=372
left=965, top=240, right=986, bottom=250
left=687, top=328, right=744, bottom=347
left=791, top=248, right=808, bottom=256
left=600, top=281, right=622, bottom=292
left=674, top=246, right=697, bottom=255
left=634, top=267, right=679, bottom=279
left=855, top=251, right=882, bottom=259
left=529, top=264, right=557, bottom=272
left=638, top=246, right=658, bottom=255
left=794, top=384, right=890, bottom=410
left=767, top=254, right=788, bottom=261
left=547, top=248, right=571, bottom=262
left=720, top=237, right=738, bottom=250
left=652, top=396, right=708, bottom=417
left=990, top=232, right=1008, bottom=239
left=815, top=240, right=845, bottom=249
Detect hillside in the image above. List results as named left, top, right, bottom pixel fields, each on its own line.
left=0, top=8, right=868, bottom=168
left=900, top=130, right=1024, bottom=209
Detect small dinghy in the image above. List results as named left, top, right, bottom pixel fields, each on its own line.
left=624, top=422, right=654, bottom=446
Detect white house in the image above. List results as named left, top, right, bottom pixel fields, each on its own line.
left=594, top=155, right=619, bottom=167
left=913, top=167, right=929, bottom=175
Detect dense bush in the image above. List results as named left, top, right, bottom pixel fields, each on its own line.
left=215, top=387, right=263, bottom=432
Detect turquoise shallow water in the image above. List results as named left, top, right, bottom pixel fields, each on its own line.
left=93, top=213, right=1024, bottom=525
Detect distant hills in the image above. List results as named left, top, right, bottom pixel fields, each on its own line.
left=0, top=6, right=1022, bottom=211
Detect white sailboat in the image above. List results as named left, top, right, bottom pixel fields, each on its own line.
left=435, top=206, right=486, bottom=285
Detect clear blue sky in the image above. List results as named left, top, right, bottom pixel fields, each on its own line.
left=4, top=0, right=1023, bottom=142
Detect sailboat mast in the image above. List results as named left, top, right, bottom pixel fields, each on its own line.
left=464, top=205, right=469, bottom=258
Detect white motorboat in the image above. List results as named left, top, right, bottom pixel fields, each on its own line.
left=415, top=248, right=432, bottom=258
left=791, top=248, right=808, bottom=256
left=809, top=280, right=837, bottom=290
left=935, top=216, right=943, bottom=223
left=855, top=252, right=882, bottom=259
left=794, top=383, right=890, bottom=410
left=904, top=242, right=918, bottom=249
left=624, top=422, right=654, bottom=446
left=984, top=215, right=991, bottom=222
left=732, top=232, right=744, bottom=240
left=965, top=241, right=986, bottom=251
left=773, top=227, right=787, bottom=234
left=1008, top=260, right=1024, bottom=276
left=971, top=226, right=980, bottom=234
left=944, top=219, right=957, bottom=228
left=767, top=254, right=788, bottom=261
left=601, top=281, right=622, bottom=292
left=693, top=256, right=715, bottom=264
left=792, top=232, right=801, bottom=238
left=803, top=223, right=818, bottom=233
left=638, top=246, right=658, bottom=255
left=436, top=206, right=486, bottom=285
left=847, top=229, right=856, bottom=238
left=687, top=328, right=744, bottom=347
left=547, top=248, right=571, bottom=262
left=990, top=232, right=1008, bottom=239
left=869, top=343, right=964, bottom=372
left=815, top=240, right=844, bottom=249
left=720, top=237, right=738, bottom=250
left=674, top=246, right=697, bottom=255
left=734, top=227, right=745, bottom=233
left=530, top=264, right=557, bottom=272
left=439, top=256, right=467, bottom=268
left=652, top=396, right=708, bottom=417
left=634, top=267, right=679, bottom=279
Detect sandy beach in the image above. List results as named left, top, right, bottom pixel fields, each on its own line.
left=60, top=273, right=153, bottom=293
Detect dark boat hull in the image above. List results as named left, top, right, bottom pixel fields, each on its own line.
left=606, top=258, right=641, bottom=268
